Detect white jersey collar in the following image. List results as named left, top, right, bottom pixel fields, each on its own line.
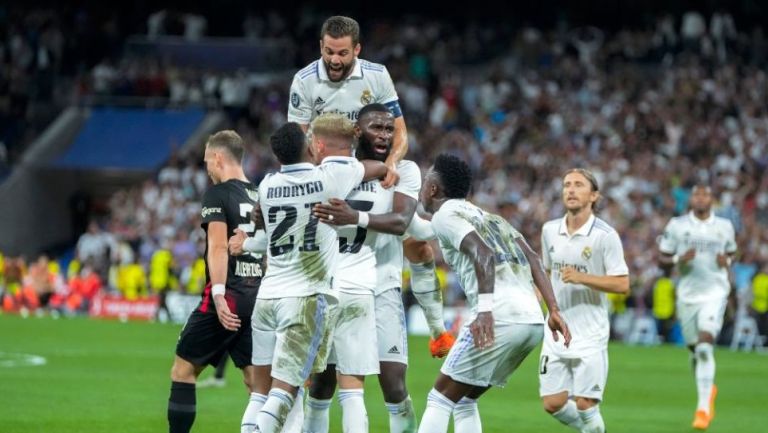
left=317, top=58, right=362, bottom=82
left=688, top=211, right=715, bottom=225
left=559, top=213, right=596, bottom=237
left=280, top=162, right=314, bottom=173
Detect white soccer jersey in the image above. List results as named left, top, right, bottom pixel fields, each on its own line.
left=658, top=212, right=736, bottom=303
left=333, top=179, right=391, bottom=293
left=541, top=214, right=629, bottom=357
left=432, top=199, right=544, bottom=325
left=257, top=157, right=364, bottom=300
left=372, top=160, right=422, bottom=294
left=287, top=58, right=401, bottom=125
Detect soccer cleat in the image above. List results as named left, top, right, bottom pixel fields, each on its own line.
left=709, top=384, right=718, bottom=420
left=429, top=332, right=456, bottom=358
left=692, top=409, right=710, bottom=430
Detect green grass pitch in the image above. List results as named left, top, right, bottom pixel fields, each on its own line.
left=1, top=314, right=766, bottom=432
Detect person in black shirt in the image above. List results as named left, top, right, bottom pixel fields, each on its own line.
left=167, top=130, right=264, bottom=433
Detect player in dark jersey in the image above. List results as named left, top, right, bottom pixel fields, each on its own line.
left=167, top=130, right=264, bottom=433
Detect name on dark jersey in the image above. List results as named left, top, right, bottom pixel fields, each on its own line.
left=235, top=260, right=263, bottom=277
left=266, top=181, right=324, bottom=199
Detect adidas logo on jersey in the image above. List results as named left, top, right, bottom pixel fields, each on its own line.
left=591, top=384, right=601, bottom=392
left=388, top=346, right=400, bottom=354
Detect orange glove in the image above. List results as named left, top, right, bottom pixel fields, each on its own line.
left=429, top=332, right=456, bottom=358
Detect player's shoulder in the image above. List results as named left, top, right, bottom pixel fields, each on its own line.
left=359, top=58, right=387, bottom=74
left=397, top=159, right=421, bottom=175
left=592, top=217, right=618, bottom=235
left=294, top=60, right=320, bottom=82
left=713, top=215, right=735, bottom=230
left=666, top=215, right=687, bottom=228
left=542, top=218, right=562, bottom=234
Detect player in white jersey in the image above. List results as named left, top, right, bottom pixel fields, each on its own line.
left=307, top=104, right=454, bottom=433
left=416, top=154, right=570, bottom=433
left=288, top=15, right=406, bottom=188
left=539, top=168, right=630, bottom=433
left=658, top=184, right=736, bottom=430
left=238, top=116, right=388, bottom=433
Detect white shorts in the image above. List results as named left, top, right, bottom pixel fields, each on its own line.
left=251, top=294, right=336, bottom=387
left=538, top=349, right=609, bottom=401
left=677, top=300, right=727, bottom=345
left=327, top=291, right=380, bottom=376
left=441, top=322, right=543, bottom=388
left=375, top=287, right=409, bottom=365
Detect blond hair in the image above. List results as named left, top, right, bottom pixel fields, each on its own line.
left=206, top=130, right=245, bottom=162
left=309, top=113, right=356, bottom=148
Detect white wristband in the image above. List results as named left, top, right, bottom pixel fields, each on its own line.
left=726, top=256, right=732, bottom=266
left=477, top=293, right=493, bottom=312
left=672, top=254, right=679, bottom=265
left=212, top=284, right=225, bottom=297
left=243, top=237, right=258, bottom=252
left=357, top=211, right=369, bottom=228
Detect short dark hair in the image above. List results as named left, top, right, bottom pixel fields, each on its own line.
left=433, top=153, right=472, bottom=199
left=270, top=122, right=306, bottom=165
left=358, top=103, right=391, bottom=121
left=320, top=16, right=360, bottom=46
left=206, top=130, right=245, bottom=162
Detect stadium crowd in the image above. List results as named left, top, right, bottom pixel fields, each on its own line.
left=1, top=7, right=767, bottom=344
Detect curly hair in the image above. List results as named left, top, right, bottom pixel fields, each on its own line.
left=433, top=153, right=472, bottom=199
left=269, top=122, right=306, bottom=165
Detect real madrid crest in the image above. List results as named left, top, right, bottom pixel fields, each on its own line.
left=581, top=246, right=592, bottom=260
left=360, top=89, right=373, bottom=105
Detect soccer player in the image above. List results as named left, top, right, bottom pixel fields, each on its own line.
left=289, top=12, right=446, bottom=361
left=246, top=116, right=389, bottom=433
left=658, top=184, right=736, bottom=430
left=307, top=104, right=454, bottom=433
left=539, top=168, right=630, bottom=433
left=288, top=15, right=406, bottom=188
left=167, top=130, right=264, bottom=433
left=417, top=154, right=571, bottom=433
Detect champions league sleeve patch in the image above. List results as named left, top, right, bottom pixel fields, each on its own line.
left=290, top=92, right=301, bottom=108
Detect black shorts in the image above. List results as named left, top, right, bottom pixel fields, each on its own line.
left=175, top=291, right=255, bottom=369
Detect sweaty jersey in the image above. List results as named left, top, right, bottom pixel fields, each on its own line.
left=541, top=214, right=629, bottom=357
left=287, top=58, right=402, bottom=125
left=432, top=199, right=544, bottom=325
left=257, top=157, right=364, bottom=300
left=200, top=179, right=264, bottom=301
left=373, top=160, right=422, bottom=294
left=658, top=212, right=736, bottom=303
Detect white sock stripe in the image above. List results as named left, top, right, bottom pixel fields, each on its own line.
left=250, top=392, right=268, bottom=403
left=578, top=406, right=599, bottom=421
left=457, top=397, right=477, bottom=405
left=306, top=397, right=332, bottom=410
left=337, top=389, right=364, bottom=402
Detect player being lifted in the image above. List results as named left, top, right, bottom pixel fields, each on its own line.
left=166, top=131, right=264, bottom=433
left=240, top=116, right=389, bottom=433
left=308, top=103, right=454, bottom=433
left=416, top=154, right=570, bottom=433
left=539, top=169, right=630, bottom=433
left=658, top=184, right=736, bottom=430
left=288, top=15, right=447, bottom=363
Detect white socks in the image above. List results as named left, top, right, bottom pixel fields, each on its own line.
left=551, top=399, right=585, bottom=430
left=338, top=389, right=368, bottom=433
left=417, top=389, right=455, bottom=433
left=578, top=405, right=605, bottom=433
left=302, top=396, right=331, bottom=433
left=241, top=392, right=267, bottom=433
left=453, top=397, right=481, bottom=433
left=282, top=388, right=305, bottom=433
left=256, top=388, right=294, bottom=433
left=695, top=342, right=715, bottom=412
left=385, top=396, right=417, bottom=433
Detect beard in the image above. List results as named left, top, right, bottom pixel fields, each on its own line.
left=323, top=59, right=354, bottom=82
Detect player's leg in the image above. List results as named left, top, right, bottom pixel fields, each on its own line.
left=571, top=350, right=609, bottom=433
left=242, top=299, right=277, bottom=433
left=335, top=292, right=379, bottom=433
left=418, top=373, right=472, bottom=433
left=404, top=239, right=447, bottom=339
left=376, top=288, right=417, bottom=433
left=691, top=301, right=726, bottom=429
left=540, top=354, right=584, bottom=430
left=258, top=295, right=333, bottom=433
left=169, top=308, right=232, bottom=433
left=304, top=365, right=337, bottom=433
left=452, top=386, right=489, bottom=433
